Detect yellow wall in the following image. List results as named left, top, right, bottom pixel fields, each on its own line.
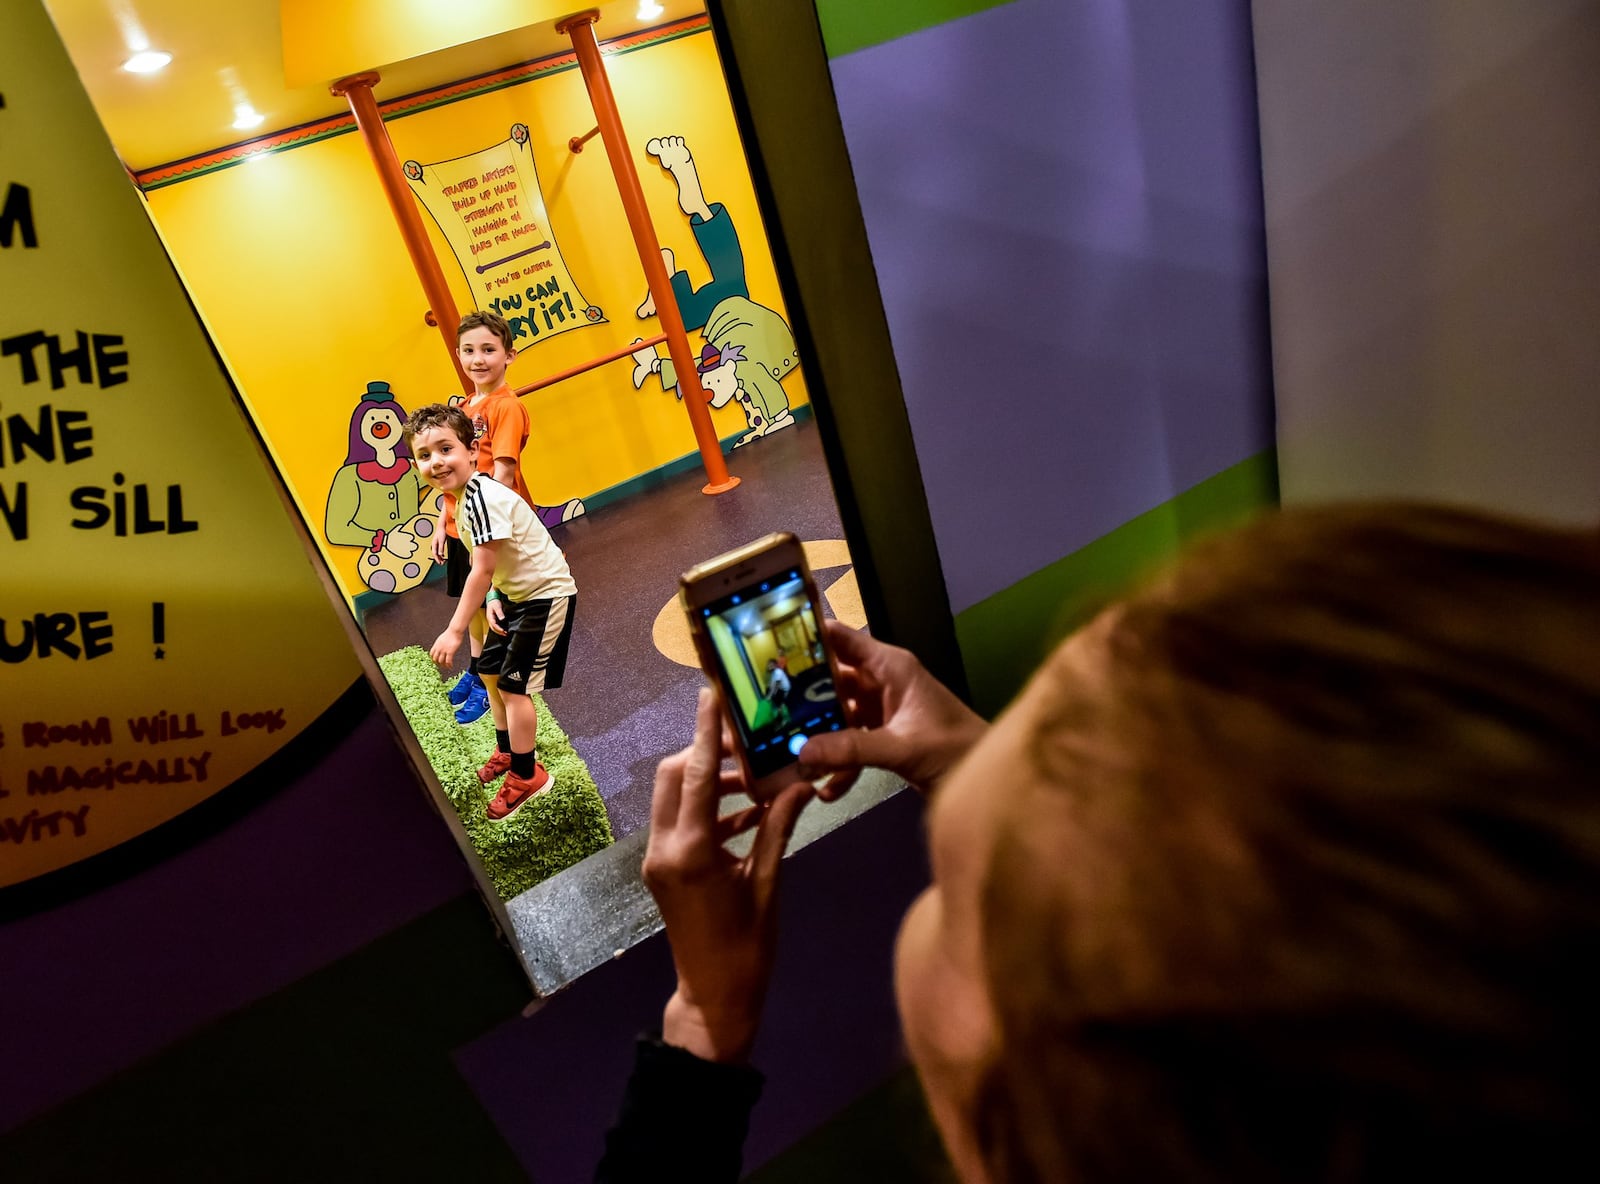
left=708, top=614, right=759, bottom=725
left=3, top=0, right=360, bottom=887
left=741, top=625, right=780, bottom=681
left=145, top=26, right=807, bottom=600
left=280, top=0, right=581, bottom=88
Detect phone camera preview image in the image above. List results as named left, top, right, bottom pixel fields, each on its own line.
left=700, top=570, right=842, bottom=778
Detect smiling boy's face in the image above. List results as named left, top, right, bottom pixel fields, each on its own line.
left=457, top=326, right=515, bottom=396
left=410, top=424, right=474, bottom=493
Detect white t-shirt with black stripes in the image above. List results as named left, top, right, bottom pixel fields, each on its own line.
left=455, top=474, right=577, bottom=603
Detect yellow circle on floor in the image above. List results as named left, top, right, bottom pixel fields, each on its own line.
left=651, top=539, right=866, bottom=668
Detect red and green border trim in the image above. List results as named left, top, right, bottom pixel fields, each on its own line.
left=134, top=14, right=709, bottom=192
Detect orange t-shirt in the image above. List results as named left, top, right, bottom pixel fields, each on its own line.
left=441, top=384, right=532, bottom=539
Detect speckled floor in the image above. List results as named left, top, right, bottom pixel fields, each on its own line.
left=362, top=419, right=848, bottom=839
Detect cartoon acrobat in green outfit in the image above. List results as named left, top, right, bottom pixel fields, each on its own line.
left=630, top=135, right=799, bottom=447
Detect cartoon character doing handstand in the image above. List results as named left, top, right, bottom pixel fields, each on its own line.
left=630, top=136, right=800, bottom=447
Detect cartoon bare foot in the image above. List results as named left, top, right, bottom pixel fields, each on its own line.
left=647, top=135, right=713, bottom=222
left=635, top=247, right=676, bottom=319
left=629, top=338, right=662, bottom=389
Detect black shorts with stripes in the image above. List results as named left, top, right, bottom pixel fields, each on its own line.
left=480, top=594, right=576, bottom=696
left=445, top=535, right=472, bottom=598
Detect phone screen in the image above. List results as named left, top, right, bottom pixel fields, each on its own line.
left=696, top=566, right=845, bottom=778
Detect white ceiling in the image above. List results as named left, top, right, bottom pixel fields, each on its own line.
left=43, top=0, right=708, bottom=171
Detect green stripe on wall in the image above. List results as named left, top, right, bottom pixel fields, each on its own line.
left=814, top=0, right=1021, bottom=58
left=954, top=450, right=1280, bottom=717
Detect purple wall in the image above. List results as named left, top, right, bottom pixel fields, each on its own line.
left=0, top=696, right=926, bottom=1178
left=829, top=0, right=1274, bottom=613
left=0, top=709, right=471, bottom=1133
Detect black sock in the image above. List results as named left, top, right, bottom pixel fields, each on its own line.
left=510, top=749, right=536, bottom=778
left=468, top=657, right=480, bottom=677
left=496, top=730, right=511, bottom=755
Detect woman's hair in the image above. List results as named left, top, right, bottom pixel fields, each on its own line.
left=976, top=504, right=1600, bottom=1183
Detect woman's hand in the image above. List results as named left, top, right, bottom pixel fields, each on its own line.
left=800, top=620, right=989, bottom=799
left=643, top=688, right=812, bottom=1064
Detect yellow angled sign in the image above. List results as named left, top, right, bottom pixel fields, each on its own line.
left=0, top=0, right=358, bottom=889
left=406, top=125, right=607, bottom=345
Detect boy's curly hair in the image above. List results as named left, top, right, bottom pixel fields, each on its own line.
left=402, top=402, right=473, bottom=449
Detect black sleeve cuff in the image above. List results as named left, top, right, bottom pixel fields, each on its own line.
left=594, top=1034, right=764, bottom=1183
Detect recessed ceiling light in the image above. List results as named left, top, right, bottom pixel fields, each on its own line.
left=637, top=1, right=664, bottom=20
left=122, top=50, right=172, bottom=74
left=233, top=106, right=265, bottom=131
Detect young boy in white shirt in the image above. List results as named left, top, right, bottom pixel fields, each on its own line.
left=438, top=310, right=532, bottom=724
left=407, top=403, right=577, bottom=821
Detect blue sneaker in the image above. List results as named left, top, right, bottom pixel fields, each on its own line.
left=454, top=681, right=490, bottom=724
left=448, top=670, right=482, bottom=707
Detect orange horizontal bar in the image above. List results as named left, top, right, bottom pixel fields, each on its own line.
left=514, top=332, right=669, bottom=397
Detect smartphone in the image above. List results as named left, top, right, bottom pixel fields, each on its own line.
left=680, top=532, right=848, bottom=799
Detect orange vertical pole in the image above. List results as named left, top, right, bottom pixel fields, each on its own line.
left=555, top=11, right=739, bottom=495
left=331, top=72, right=471, bottom=396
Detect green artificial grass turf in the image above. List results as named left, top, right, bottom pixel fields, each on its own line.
left=376, top=646, right=614, bottom=900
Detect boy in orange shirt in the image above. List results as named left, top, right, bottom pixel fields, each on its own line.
left=433, top=310, right=534, bottom=723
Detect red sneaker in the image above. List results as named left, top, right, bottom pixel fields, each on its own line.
left=477, top=750, right=512, bottom=784
left=486, top=762, right=552, bottom=821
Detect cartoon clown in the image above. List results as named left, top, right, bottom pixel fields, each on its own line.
left=697, top=327, right=797, bottom=445
left=632, top=296, right=798, bottom=447
left=324, top=381, right=440, bottom=594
